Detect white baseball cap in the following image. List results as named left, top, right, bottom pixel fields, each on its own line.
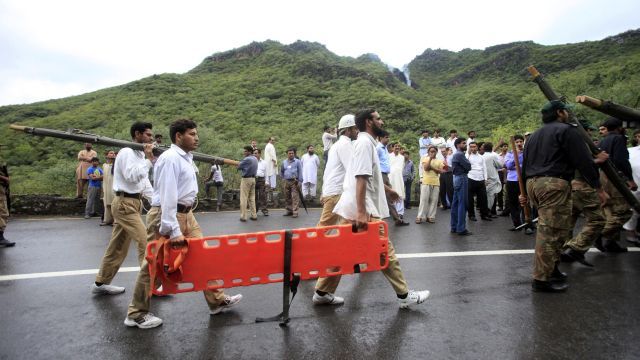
left=338, top=114, right=356, bottom=130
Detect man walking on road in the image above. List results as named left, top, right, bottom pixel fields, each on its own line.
left=91, top=122, right=155, bottom=295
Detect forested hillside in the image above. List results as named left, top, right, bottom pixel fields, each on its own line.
left=1, top=30, right=639, bottom=195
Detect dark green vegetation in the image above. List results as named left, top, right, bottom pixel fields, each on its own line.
left=1, top=30, right=640, bottom=195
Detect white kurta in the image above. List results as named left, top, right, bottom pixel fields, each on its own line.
left=389, top=152, right=405, bottom=199
left=301, top=153, right=320, bottom=184
left=264, top=143, right=277, bottom=177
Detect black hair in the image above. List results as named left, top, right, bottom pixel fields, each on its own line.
left=287, top=147, right=296, bottom=153
left=454, top=137, right=466, bottom=148
left=450, top=129, right=457, bottom=134
left=323, top=125, right=331, bottom=132
left=483, top=142, right=493, bottom=152
left=306, top=144, right=314, bottom=150
left=355, top=109, right=376, bottom=131
left=91, top=157, right=100, bottom=162
left=130, top=121, right=153, bottom=139
left=169, top=119, right=197, bottom=143
left=378, top=130, right=390, bottom=138
left=514, top=134, right=524, bottom=141
left=254, top=148, right=262, bottom=154
left=243, top=146, right=253, bottom=153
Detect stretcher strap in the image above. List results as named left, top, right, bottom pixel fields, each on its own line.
left=147, top=237, right=189, bottom=298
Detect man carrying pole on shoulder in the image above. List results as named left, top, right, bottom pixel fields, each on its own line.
left=125, top=119, right=242, bottom=329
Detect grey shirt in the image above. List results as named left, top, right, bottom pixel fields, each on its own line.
left=238, top=155, right=258, bottom=177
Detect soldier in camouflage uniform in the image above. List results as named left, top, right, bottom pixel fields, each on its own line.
left=522, top=101, right=607, bottom=293
left=597, top=117, right=636, bottom=252
left=561, top=170, right=607, bottom=266
left=0, top=145, right=15, bottom=247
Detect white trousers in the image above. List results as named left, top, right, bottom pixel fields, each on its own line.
left=417, top=184, right=439, bottom=220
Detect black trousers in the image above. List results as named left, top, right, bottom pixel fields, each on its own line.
left=404, top=180, right=413, bottom=208
left=439, top=172, right=453, bottom=208
left=506, top=181, right=523, bottom=226
left=468, top=178, right=489, bottom=218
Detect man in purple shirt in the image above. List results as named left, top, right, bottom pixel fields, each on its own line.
left=504, top=135, right=531, bottom=233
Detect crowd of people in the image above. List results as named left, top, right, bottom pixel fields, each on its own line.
left=1, top=100, right=639, bottom=328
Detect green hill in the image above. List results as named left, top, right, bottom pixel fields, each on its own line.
left=2, top=30, right=640, bottom=195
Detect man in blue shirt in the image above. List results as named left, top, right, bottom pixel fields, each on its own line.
left=377, top=131, right=408, bottom=226
left=280, top=147, right=303, bottom=217
left=85, top=157, right=103, bottom=219
left=451, top=138, right=471, bottom=235
left=238, top=146, right=258, bottom=222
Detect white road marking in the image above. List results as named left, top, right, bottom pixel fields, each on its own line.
left=1, top=248, right=638, bottom=282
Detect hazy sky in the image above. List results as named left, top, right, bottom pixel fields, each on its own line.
left=1, top=0, right=639, bottom=106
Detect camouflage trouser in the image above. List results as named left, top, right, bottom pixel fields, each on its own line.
left=526, top=177, right=572, bottom=281
left=564, top=180, right=605, bottom=253
left=601, top=173, right=632, bottom=242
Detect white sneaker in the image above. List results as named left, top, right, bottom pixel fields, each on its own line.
left=124, top=313, right=163, bottom=329
left=312, top=292, right=345, bottom=305
left=210, top=294, right=243, bottom=315
left=91, top=283, right=125, bottom=295
left=398, top=290, right=430, bottom=308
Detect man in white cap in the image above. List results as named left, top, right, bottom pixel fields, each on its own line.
left=315, top=109, right=430, bottom=308
left=312, top=114, right=359, bottom=305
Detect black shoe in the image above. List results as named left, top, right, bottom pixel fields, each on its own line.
left=593, top=235, right=606, bottom=252
left=457, top=230, right=472, bottom=236
left=480, top=216, right=492, bottom=221
left=499, top=211, right=510, bottom=217
left=604, top=240, right=628, bottom=253
left=561, top=248, right=594, bottom=267
left=490, top=214, right=498, bottom=219
left=262, top=210, right=269, bottom=216
left=532, top=280, right=568, bottom=293
left=468, top=217, right=477, bottom=222
left=524, top=228, right=534, bottom=235
left=626, top=236, right=640, bottom=246
left=508, top=226, right=523, bottom=232
left=451, top=229, right=457, bottom=233
left=0, top=238, right=15, bottom=248
left=250, top=217, right=258, bottom=221
left=550, top=265, right=568, bottom=282
left=395, top=221, right=410, bottom=227
left=283, top=212, right=293, bottom=216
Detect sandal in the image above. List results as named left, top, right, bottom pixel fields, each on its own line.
left=415, top=218, right=422, bottom=224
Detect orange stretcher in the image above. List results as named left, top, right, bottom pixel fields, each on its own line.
left=146, top=221, right=389, bottom=325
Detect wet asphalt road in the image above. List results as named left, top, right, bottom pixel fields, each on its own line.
left=1, top=208, right=639, bottom=360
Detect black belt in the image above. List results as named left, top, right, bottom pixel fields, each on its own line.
left=242, top=176, right=256, bottom=178
left=177, top=204, right=193, bottom=213
left=115, top=191, right=141, bottom=199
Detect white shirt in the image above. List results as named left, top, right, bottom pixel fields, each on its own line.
left=322, top=132, right=337, bottom=151
left=210, top=164, right=223, bottom=182
left=112, top=147, right=153, bottom=200
left=483, top=152, right=502, bottom=183
left=466, top=152, right=487, bottom=181
left=431, top=136, right=446, bottom=148
left=264, top=142, right=277, bottom=177
left=322, top=135, right=353, bottom=197
left=256, top=159, right=266, bottom=178
left=152, top=144, right=198, bottom=239
left=629, top=146, right=640, bottom=185
left=301, top=153, right=320, bottom=184
left=333, top=132, right=389, bottom=220
left=445, top=137, right=458, bottom=150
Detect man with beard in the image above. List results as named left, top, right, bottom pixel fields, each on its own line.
left=281, top=148, right=303, bottom=217
left=377, top=132, right=408, bottom=226
left=451, top=138, right=472, bottom=235
left=301, top=145, right=320, bottom=201
left=125, top=119, right=243, bottom=329
left=327, top=109, right=430, bottom=308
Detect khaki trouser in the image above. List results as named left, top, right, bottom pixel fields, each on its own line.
left=240, top=177, right=256, bottom=220
left=316, top=194, right=342, bottom=227
left=417, top=184, right=439, bottom=221
left=284, top=179, right=300, bottom=214
left=526, top=177, right=572, bottom=281
left=564, top=179, right=605, bottom=252
left=0, top=186, right=8, bottom=231
left=315, top=217, right=409, bottom=295
left=127, top=207, right=227, bottom=319
left=601, top=172, right=632, bottom=242
left=95, top=196, right=147, bottom=284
